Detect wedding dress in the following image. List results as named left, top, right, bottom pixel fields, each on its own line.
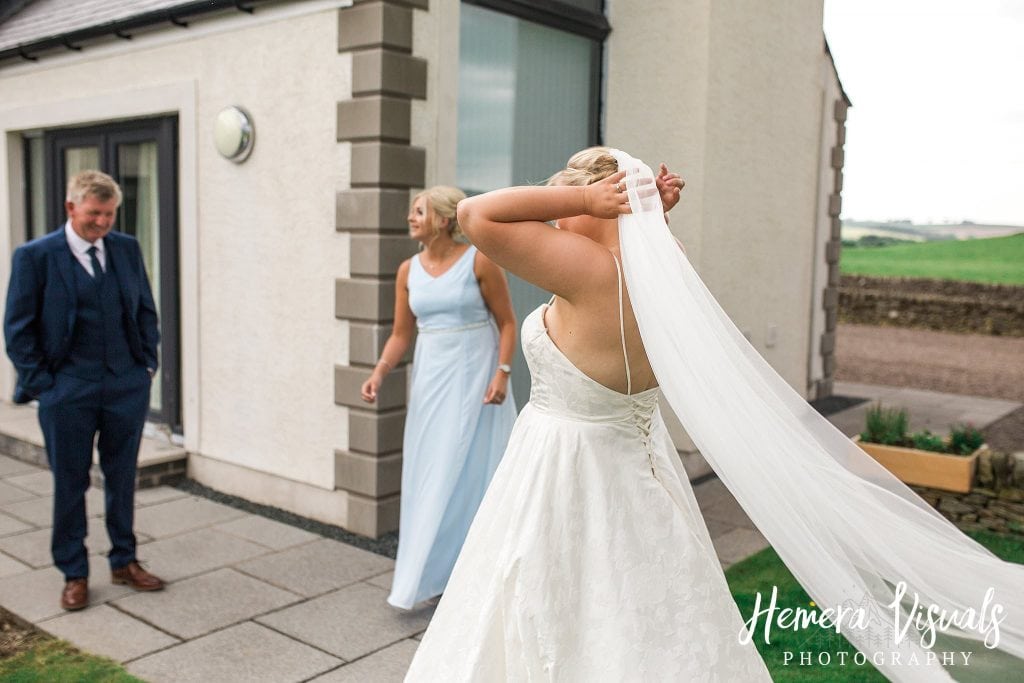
left=404, top=256, right=770, bottom=680
left=406, top=149, right=1024, bottom=682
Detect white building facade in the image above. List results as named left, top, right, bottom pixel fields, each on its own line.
left=0, top=0, right=847, bottom=536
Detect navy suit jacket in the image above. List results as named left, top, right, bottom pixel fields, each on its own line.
left=3, top=227, right=160, bottom=404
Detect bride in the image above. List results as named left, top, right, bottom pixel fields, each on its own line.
left=404, top=148, right=1024, bottom=681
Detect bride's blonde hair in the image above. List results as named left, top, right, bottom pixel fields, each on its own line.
left=413, top=185, right=466, bottom=240
left=547, top=146, right=619, bottom=187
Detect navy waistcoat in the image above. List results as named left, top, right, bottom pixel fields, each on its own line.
left=61, top=253, right=135, bottom=379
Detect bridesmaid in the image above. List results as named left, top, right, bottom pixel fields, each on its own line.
left=360, top=185, right=518, bottom=609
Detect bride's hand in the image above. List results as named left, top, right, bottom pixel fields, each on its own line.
left=582, top=171, right=630, bottom=218
left=656, top=163, right=685, bottom=213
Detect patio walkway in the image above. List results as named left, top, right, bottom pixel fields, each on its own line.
left=0, top=380, right=1017, bottom=681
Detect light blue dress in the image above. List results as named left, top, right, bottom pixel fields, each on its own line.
left=388, top=245, right=517, bottom=609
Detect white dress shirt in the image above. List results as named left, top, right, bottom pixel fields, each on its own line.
left=64, top=221, right=106, bottom=277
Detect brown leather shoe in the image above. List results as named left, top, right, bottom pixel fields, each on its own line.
left=111, top=561, right=165, bottom=591
left=60, top=578, right=89, bottom=610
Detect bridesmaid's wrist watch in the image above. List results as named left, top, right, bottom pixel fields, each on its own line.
left=497, top=364, right=512, bottom=374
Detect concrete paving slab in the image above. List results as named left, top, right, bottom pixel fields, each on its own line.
left=137, top=439, right=187, bottom=467
left=0, top=550, right=30, bottom=578
left=0, top=516, right=152, bottom=568
left=0, top=479, right=38, bottom=505
left=5, top=470, right=53, bottom=496
left=692, top=477, right=729, bottom=509
left=214, top=514, right=319, bottom=551
left=0, top=488, right=105, bottom=527
left=365, top=570, right=393, bottom=591
left=84, top=516, right=154, bottom=556
left=134, top=485, right=189, bottom=507
left=702, top=515, right=737, bottom=539
left=0, top=527, right=53, bottom=567
left=39, top=603, right=179, bottom=662
left=0, top=510, right=33, bottom=537
left=311, top=639, right=419, bottom=682
left=132, top=527, right=270, bottom=582
left=713, top=527, right=770, bottom=568
left=237, top=538, right=393, bottom=598
left=0, top=453, right=41, bottom=477
left=257, top=582, right=431, bottom=661
left=834, top=381, right=901, bottom=400
left=0, top=554, right=136, bottom=623
left=4, top=494, right=54, bottom=528
left=133, top=496, right=247, bottom=539
left=828, top=408, right=869, bottom=437
left=701, top=497, right=755, bottom=530
left=888, top=388, right=960, bottom=407
left=126, top=621, right=341, bottom=683
left=114, top=568, right=300, bottom=639
left=0, top=404, right=45, bottom=446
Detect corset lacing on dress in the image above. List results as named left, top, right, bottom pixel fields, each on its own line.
left=610, top=254, right=662, bottom=483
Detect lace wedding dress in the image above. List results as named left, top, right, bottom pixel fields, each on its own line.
left=404, top=260, right=770, bottom=680
left=407, top=148, right=1024, bottom=681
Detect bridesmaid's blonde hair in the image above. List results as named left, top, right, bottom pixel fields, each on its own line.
left=547, top=146, right=619, bottom=187
left=414, top=185, right=467, bottom=240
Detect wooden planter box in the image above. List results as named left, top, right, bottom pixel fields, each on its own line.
left=853, top=437, right=982, bottom=493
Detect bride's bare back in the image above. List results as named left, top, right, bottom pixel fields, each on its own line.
left=543, top=249, right=657, bottom=395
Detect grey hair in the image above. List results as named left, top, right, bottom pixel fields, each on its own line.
left=66, top=170, right=123, bottom=206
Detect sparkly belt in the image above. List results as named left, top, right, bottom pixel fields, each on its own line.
left=417, top=319, right=490, bottom=334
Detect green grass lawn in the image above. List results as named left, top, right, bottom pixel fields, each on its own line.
left=839, top=233, right=1024, bottom=285
left=0, top=639, right=144, bottom=682
left=725, top=530, right=1024, bottom=681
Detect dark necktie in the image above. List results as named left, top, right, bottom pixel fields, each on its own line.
left=87, top=245, right=104, bottom=281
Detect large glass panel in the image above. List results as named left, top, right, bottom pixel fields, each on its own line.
left=458, top=2, right=599, bottom=408
left=117, top=141, right=162, bottom=412
left=63, top=146, right=100, bottom=186
left=26, top=136, right=48, bottom=239
left=458, top=3, right=595, bottom=192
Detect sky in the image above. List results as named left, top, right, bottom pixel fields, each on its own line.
left=823, top=0, right=1024, bottom=226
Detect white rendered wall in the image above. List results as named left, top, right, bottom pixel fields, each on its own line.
left=413, top=0, right=461, bottom=187
left=606, top=0, right=827, bottom=396
left=0, top=4, right=352, bottom=495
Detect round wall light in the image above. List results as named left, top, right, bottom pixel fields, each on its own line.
left=214, top=106, right=255, bottom=163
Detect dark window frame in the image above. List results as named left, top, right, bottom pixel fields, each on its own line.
left=462, top=0, right=609, bottom=41
left=33, top=117, right=181, bottom=432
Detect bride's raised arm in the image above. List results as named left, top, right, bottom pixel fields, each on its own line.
left=456, top=172, right=629, bottom=301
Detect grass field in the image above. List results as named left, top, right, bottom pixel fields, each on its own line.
left=839, top=233, right=1024, bottom=285
left=725, top=530, right=1024, bottom=681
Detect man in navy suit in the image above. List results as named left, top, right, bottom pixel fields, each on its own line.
left=4, top=170, right=164, bottom=610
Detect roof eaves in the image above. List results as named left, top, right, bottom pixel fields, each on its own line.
left=0, top=0, right=265, bottom=66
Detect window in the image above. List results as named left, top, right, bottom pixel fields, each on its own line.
left=457, top=1, right=606, bottom=407
left=457, top=2, right=603, bottom=193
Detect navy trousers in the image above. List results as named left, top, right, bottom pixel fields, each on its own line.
left=36, top=365, right=151, bottom=579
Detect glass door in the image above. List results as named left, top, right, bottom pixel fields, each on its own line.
left=39, top=118, right=180, bottom=430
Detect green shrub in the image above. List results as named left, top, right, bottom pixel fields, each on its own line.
left=860, top=404, right=909, bottom=446
left=910, top=430, right=946, bottom=453
left=948, top=423, right=985, bottom=455
left=860, top=407, right=987, bottom=456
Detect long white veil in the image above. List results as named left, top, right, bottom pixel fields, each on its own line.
left=610, top=149, right=1024, bottom=682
